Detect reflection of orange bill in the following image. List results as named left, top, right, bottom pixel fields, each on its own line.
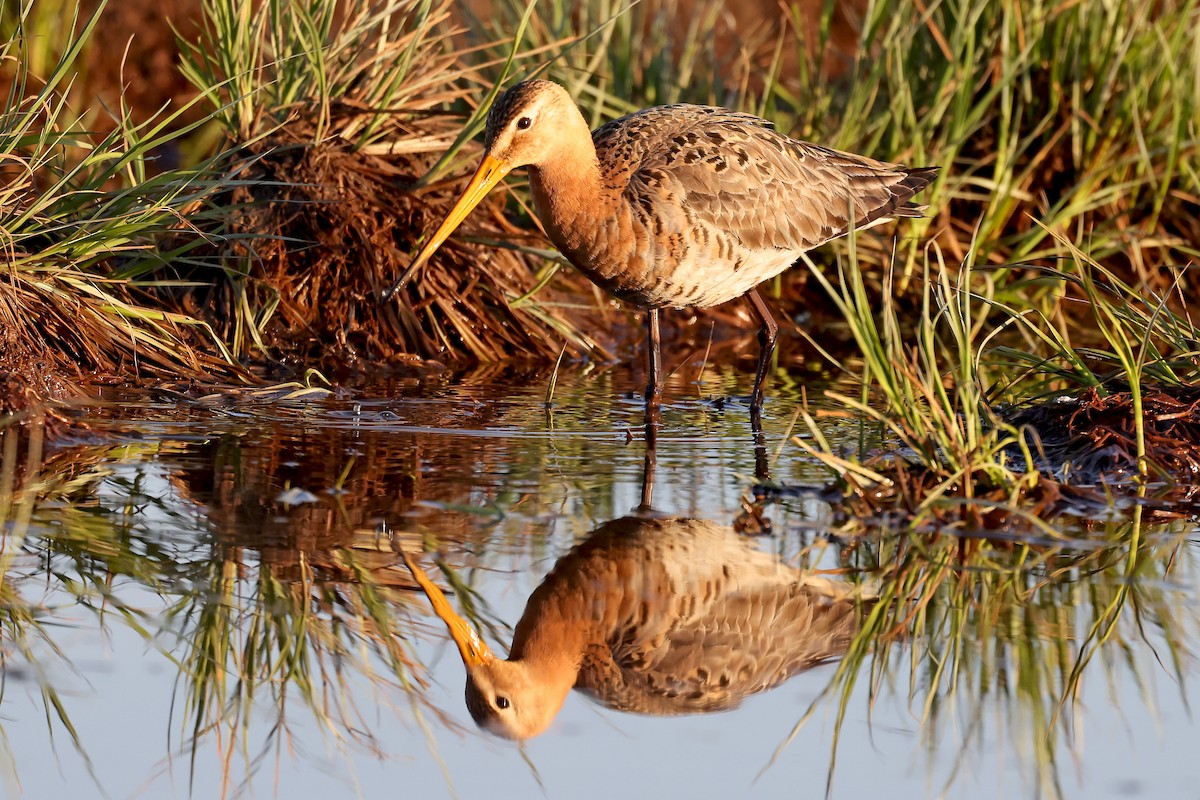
left=400, top=549, right=494, bottom=667
left=384, top=155, right=513, bottom=298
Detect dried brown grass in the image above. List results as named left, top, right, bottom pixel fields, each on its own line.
left=193, top=116, right=617, bottom=368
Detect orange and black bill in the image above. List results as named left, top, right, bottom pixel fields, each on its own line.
left=399, top=549, right=495, bottom=667
left=381, top=154, right=512, bottom=300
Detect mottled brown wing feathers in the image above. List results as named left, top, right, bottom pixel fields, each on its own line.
left=575, top=585, right=857, bottom=714
left=630, top=585, right=857, bottom=710
left=597, top=105, right=937, bottom=253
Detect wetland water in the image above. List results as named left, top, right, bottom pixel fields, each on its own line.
left=2, top=365, right=1198, bottom=799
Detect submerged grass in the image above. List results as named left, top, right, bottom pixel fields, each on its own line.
left=793, top=227, right=1200, bottom=533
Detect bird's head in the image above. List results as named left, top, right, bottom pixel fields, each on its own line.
left=464, top=659, right=567, bottom=741
left=387, top=80, right=582, bottom=294
left=400, top=549, right=570, bottom=741
left=481, top=79, right=579, bottom=171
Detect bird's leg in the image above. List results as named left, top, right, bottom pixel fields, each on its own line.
left=738, top=403, right=775, bottom=535
left=637, top=418, right=659, bottom=513
left=750, top=404, right=770, bottom=482
left=644, top=308, right=664, bottom=417
left=747, top=289, right=779, bottom=411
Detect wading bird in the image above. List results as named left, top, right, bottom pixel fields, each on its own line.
left=401, top=516, right=866, bottom=740
left=385, top=79, right=937, bottom=412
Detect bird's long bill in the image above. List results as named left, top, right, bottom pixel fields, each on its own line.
left=384, top=154, right=511, bottom=298
left=400, top=550, right=495, bottom=667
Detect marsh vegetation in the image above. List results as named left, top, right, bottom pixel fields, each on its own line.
left=1, top=0, right=1198, bottom=797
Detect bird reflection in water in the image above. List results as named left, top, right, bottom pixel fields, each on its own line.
left=401, top=426, right=869, bottom=740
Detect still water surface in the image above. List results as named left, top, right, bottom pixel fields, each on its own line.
left=2, top=365, right=1197, bottom=799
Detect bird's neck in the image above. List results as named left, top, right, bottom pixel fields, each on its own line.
left=527, top=145, right=612, bottom=258
left=508, top=614, right=590, bottom=673
left=506, top=579, right=602, bottom=688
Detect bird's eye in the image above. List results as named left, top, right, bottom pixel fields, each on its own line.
left=516, top=116, right=532, bottom=130
left=496, top=696, right=511, bottom=710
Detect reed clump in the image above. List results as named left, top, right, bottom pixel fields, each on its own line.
left=175, top=0, right=613, bottom=370
left=2, top=0, right=622, bottom=404
left=0, top=0, right=246, bottom=409
left=793, top=232, right=1200, bottom=536
left=2, top=0, right=1197, bottom=417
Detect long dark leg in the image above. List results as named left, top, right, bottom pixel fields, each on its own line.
left=747, top=289, right=779, bottom=411
left=645, top=308, right=664, bottom=411
left=750, top=403, right=770, bottom=482
left=733, top=408, right=774, bottom=535
left=637, top=418, right=659, bottom=513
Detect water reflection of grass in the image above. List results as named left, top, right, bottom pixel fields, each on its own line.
left=0, top=419, right=466, bottom=796
left=169, top=549, right=450, bottom=796
left=0, top=419, right=150, bottom=787
left=787, top=506, right=1195, bottom=799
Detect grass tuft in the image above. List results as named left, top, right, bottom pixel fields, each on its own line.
left=176, top=0, right=613, bottom=368
left=0, top=0, right=246, bottom=396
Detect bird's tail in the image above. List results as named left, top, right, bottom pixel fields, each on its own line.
left=890, top=166, right=940, bottom=218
